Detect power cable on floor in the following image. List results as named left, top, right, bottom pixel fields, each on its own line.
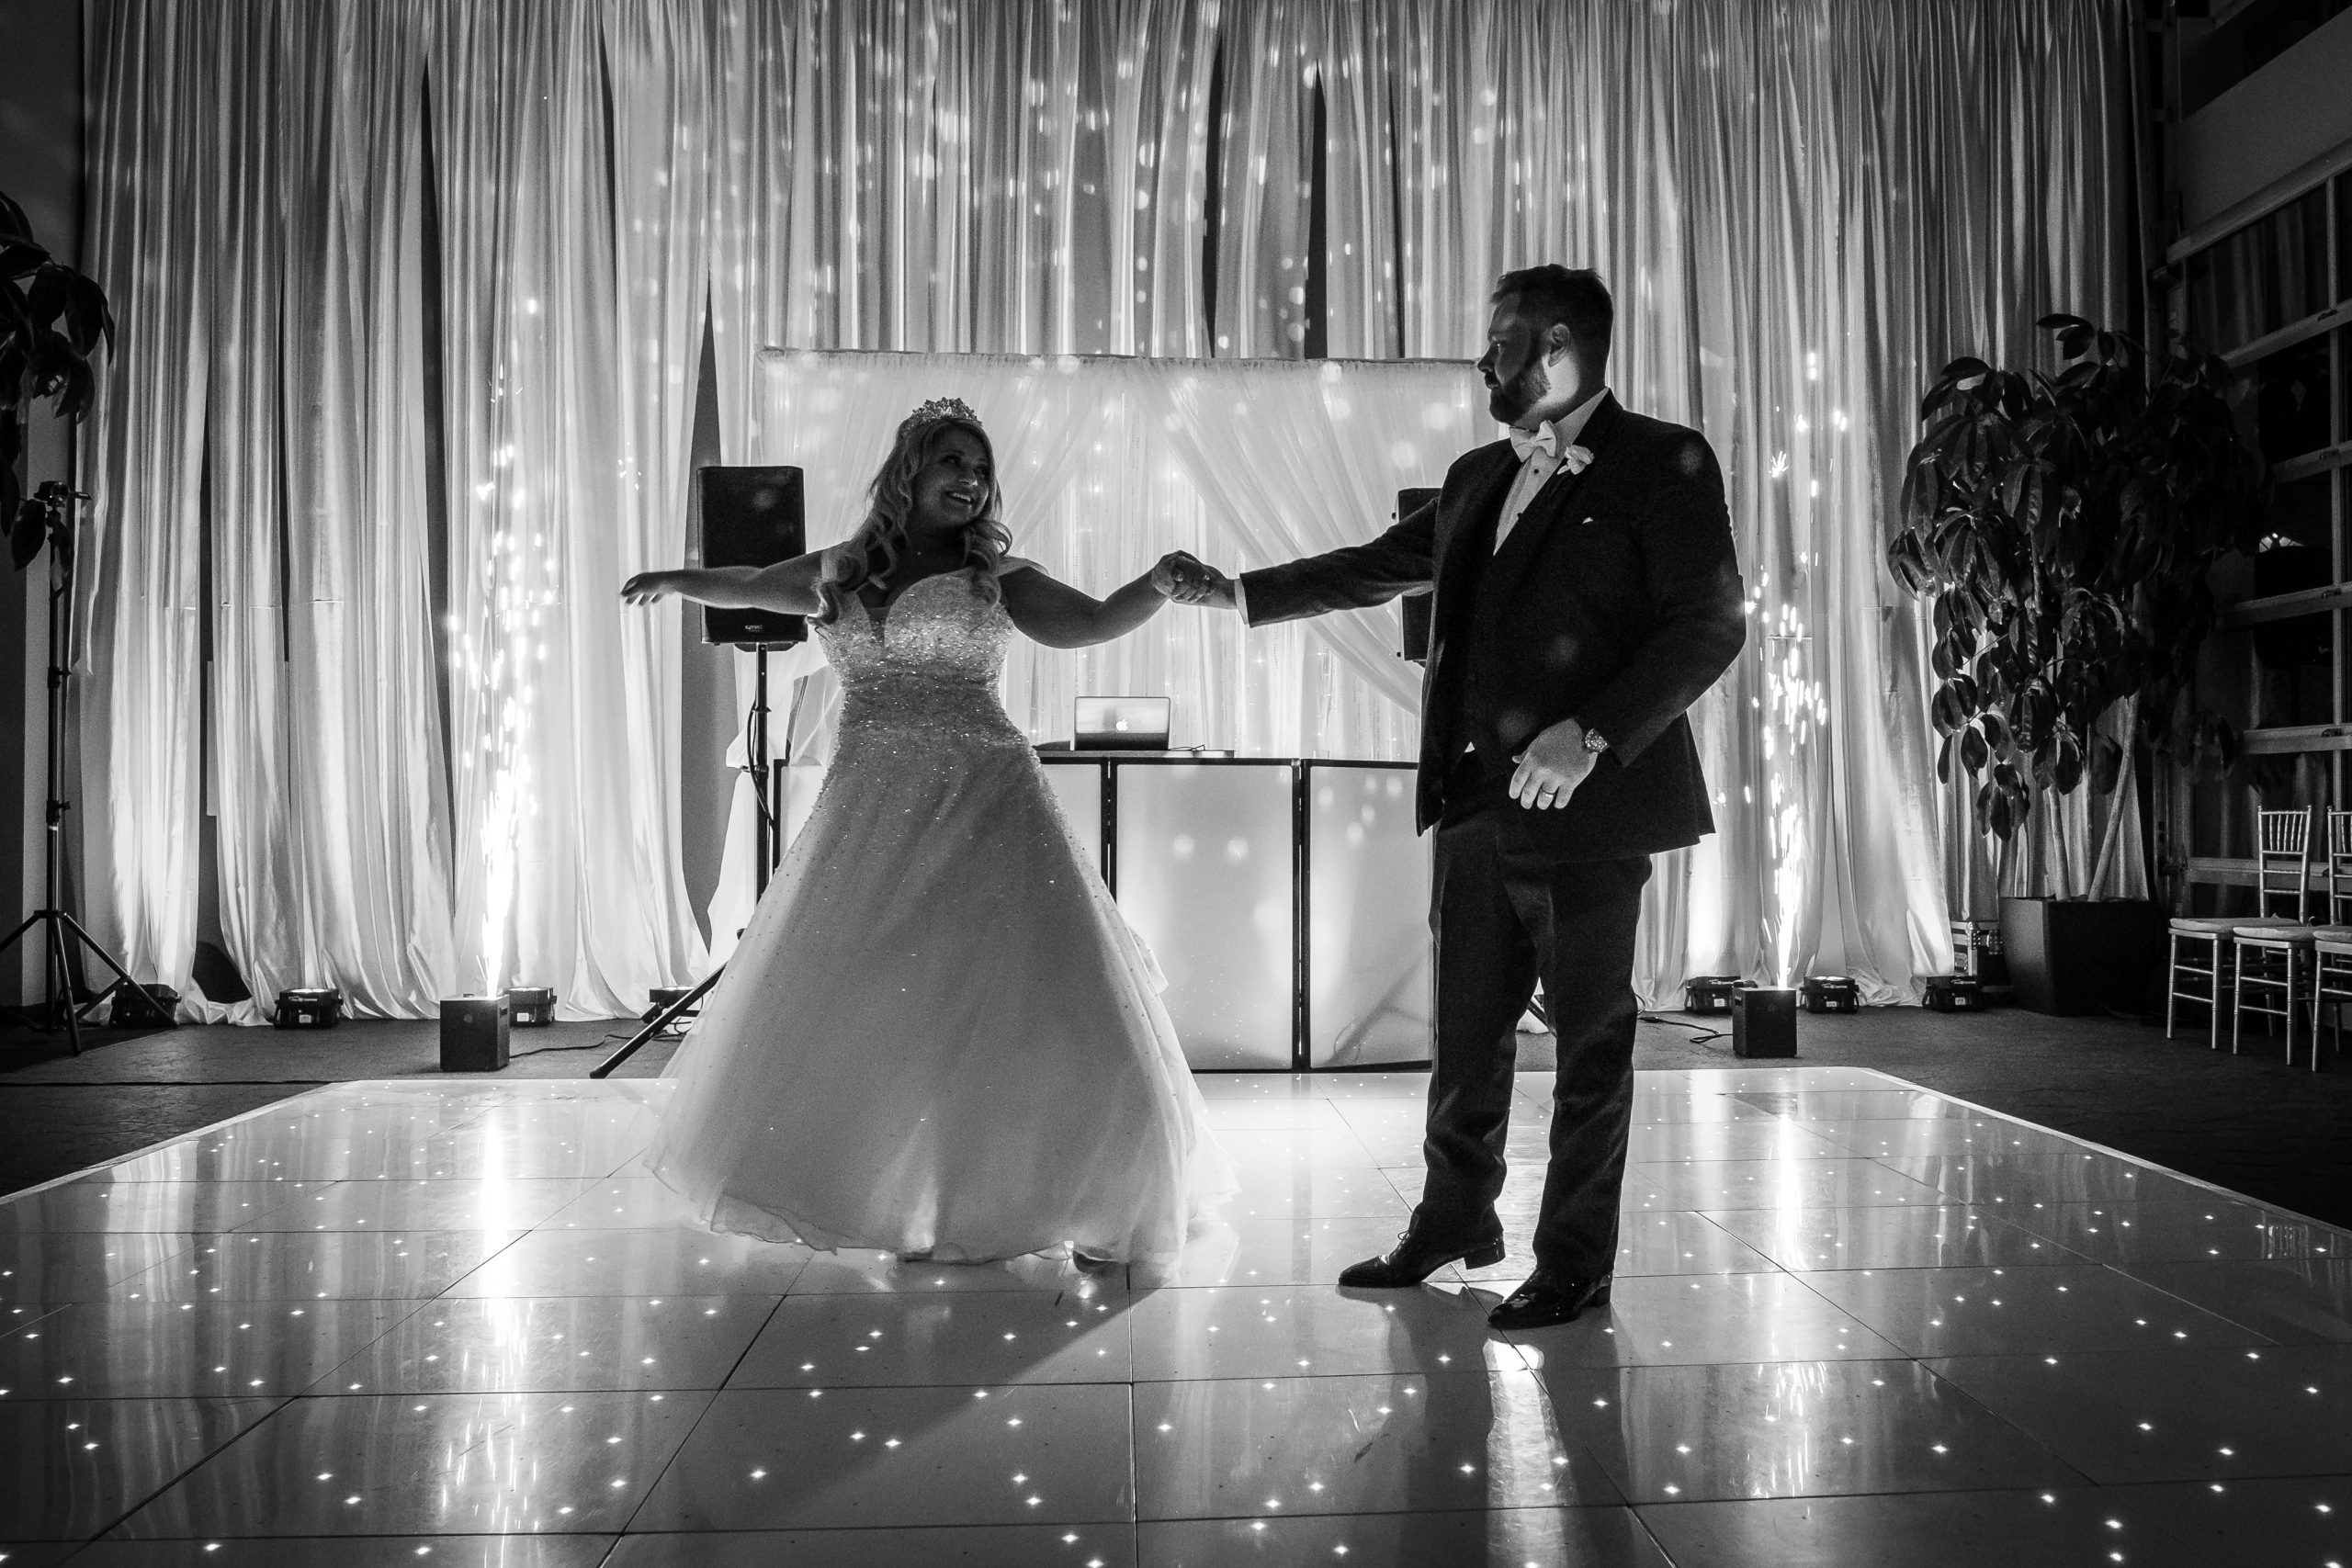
left=1638, top=1013, right=1729, bottom=1048
left=508, top=1030, right=661, bottom=1060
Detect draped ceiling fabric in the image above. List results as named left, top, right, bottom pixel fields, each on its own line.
left=75, top=0, right=2130, bottom=1018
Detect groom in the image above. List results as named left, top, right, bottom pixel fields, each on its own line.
left=1162, top=265, right=1745, bottom=1328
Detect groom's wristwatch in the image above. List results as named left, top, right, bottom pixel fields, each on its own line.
left=1580, top=725, right=1610, bottom=756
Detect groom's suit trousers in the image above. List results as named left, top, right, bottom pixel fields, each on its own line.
left=1420, top=764, right=1650, bottom=1279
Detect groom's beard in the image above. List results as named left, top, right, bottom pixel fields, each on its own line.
left=1487, top=357, right=1552, bottom=425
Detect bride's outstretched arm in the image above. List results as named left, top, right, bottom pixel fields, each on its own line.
left=1000, top=563, right=1170, bottom=649
left=621, top=552, right=828, bottom=615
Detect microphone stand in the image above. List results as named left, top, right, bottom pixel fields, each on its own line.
left=1, top=483, right=177, bottom=1049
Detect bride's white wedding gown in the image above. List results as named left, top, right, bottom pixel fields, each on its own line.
left=644, top=559, right=1234, bottom=1272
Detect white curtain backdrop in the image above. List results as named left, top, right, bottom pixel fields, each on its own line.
left=74, top=0, right=2131, bottom=1016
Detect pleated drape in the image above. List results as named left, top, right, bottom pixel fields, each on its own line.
left=75, top=0, right=214, bottom=1007
left=75, top=0, right=2131, bottom=1016
left=202, top=0, right=457, bottom=1022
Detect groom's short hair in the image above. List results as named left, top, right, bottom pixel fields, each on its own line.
left=1492, top=265, right=1612, bottom=361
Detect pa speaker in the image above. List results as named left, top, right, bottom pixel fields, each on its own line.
left=1396, top=487, right=1439, bottom=663
left=698, top=466, right=808, bottom=649
left=1731, top=987, right=1798, bottom=1057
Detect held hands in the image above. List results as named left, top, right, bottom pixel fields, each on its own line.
left=1153, top=550, right=1237, bottom=611
left=620, top=570, right=679, bottom=605
left=1510, top=717, right=1600, bottom=811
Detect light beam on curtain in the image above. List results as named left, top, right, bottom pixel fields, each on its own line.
left=428, top=0, right=705, bottom=1015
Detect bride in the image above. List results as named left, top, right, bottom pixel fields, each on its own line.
left=619, top=396, right=1233, bottom=1276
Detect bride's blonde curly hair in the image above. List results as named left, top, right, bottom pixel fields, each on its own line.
left=818, top=403, right=1012, bottom=620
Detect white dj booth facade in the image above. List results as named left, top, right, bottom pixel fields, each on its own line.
left=1038, top=755, right=1432, bottom=1072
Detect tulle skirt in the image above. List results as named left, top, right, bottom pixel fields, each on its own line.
left=643, top=725, right=1233, bottom=1276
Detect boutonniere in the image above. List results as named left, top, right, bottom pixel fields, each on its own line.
left=1559, top=444, right=1594, bottom=475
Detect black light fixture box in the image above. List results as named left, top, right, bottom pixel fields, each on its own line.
left=1732, top=986, right=1798, bottom=1057
left=274, top=987, right=344, bottom=1029
left=107, top=983, right=179, bottom=1028
left=1799, top=975, right=1860, bottom=1014
left=1683, top=976, right=1743, bottom=1015
left=507, top=986, right=558, bottom=1028
left=440, top=995, right=511, bottom=1072
left=1923, top=975, right=1986, bottom=1011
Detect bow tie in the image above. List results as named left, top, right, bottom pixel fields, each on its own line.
left=1510, top=423, right=1592, bottom=473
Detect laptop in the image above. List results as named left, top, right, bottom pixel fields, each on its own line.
left=1074, top=695, right=1171, bottom=750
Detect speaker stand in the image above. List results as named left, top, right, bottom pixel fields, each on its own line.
left=592, top=645, right=799, bottom=1078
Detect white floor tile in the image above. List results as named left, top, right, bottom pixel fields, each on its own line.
left=605, top=1525, right=1135, bottom=1567
left=1925, top=1344, right=2352, bottom=1484
left=627, top=1383, right=1135, bottom=1530
left=2008, top=1199, right=2347, bottom=1265
left=1633, top=1486, right=2202, bottom=1568
left=1797, top=1264, right=2274, bottom=1359
left=1497, top=1272, right=1905, bottom=1369
left=0, top=1299, right=419, bottom=1399
left=1128, top=1284, right=1513, bottom=1382
left=1533, top=1359, right=2089, bottom=1503
left=1701, top=1204, right=2091, bottom=1271
left=728, top=1291, right=1131, bottom=1386
left=112, top=1231, right=515, bottom=1303
left=108, top=1390, right=711, bottom=1538
left=1132, top=1369, right=1619, bottom=1519
left=440, top=1228, right=808, bottom=1299
left=328, top=1293, right=779, bottom=1393
left=0, top=1395, right=281, bottom=1540
left=1136, top=1506, right=1668, bottom=1565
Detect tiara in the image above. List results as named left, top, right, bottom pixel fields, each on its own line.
left=903, top=395, right=981, bottom=430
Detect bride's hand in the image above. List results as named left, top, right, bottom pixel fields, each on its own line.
left=621, top=570, right=677, bottom=605
left=1155, top=550, right=1235, bottom=609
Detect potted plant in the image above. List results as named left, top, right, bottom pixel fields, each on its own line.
left=1888, top=314, right=2268, bottom=1014
left=4, top=188, right=112, bottom=572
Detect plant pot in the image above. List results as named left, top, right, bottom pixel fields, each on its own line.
left=1997, top=897, right=2165, bottom=1017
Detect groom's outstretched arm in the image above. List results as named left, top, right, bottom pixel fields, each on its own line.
left=1227, top=492, right=1441, bottom=625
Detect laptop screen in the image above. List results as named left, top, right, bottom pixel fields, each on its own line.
left=1074, top=696, right=1171, bottom=750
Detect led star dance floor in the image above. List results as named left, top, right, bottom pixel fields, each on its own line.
left=0, top=1064, right=2348, bottom=1566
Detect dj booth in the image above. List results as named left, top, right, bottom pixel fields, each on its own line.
left=1037, top=753, right=1431, bottom=1071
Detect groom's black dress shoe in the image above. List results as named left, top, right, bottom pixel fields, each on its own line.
left=1487, top=1269, right=1612, bottom=1329
left=1337, top=1221, right=1505, bottom=1288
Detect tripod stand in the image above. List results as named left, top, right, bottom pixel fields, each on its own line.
left=592, top=644, right=799, bottom=1078
left=1, top=482, right=176, bottom=1053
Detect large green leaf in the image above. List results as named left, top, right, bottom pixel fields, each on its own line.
left=8, top=498, right=44, bottom=570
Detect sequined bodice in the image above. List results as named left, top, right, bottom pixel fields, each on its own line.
left=817, top=571, right=1027, bottom=751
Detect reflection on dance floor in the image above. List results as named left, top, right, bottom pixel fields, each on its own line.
left=0, top=1065, right=2347, bottom=1564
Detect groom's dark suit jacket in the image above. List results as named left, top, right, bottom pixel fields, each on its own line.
left=1239, top=392, right=1746, bottom=862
